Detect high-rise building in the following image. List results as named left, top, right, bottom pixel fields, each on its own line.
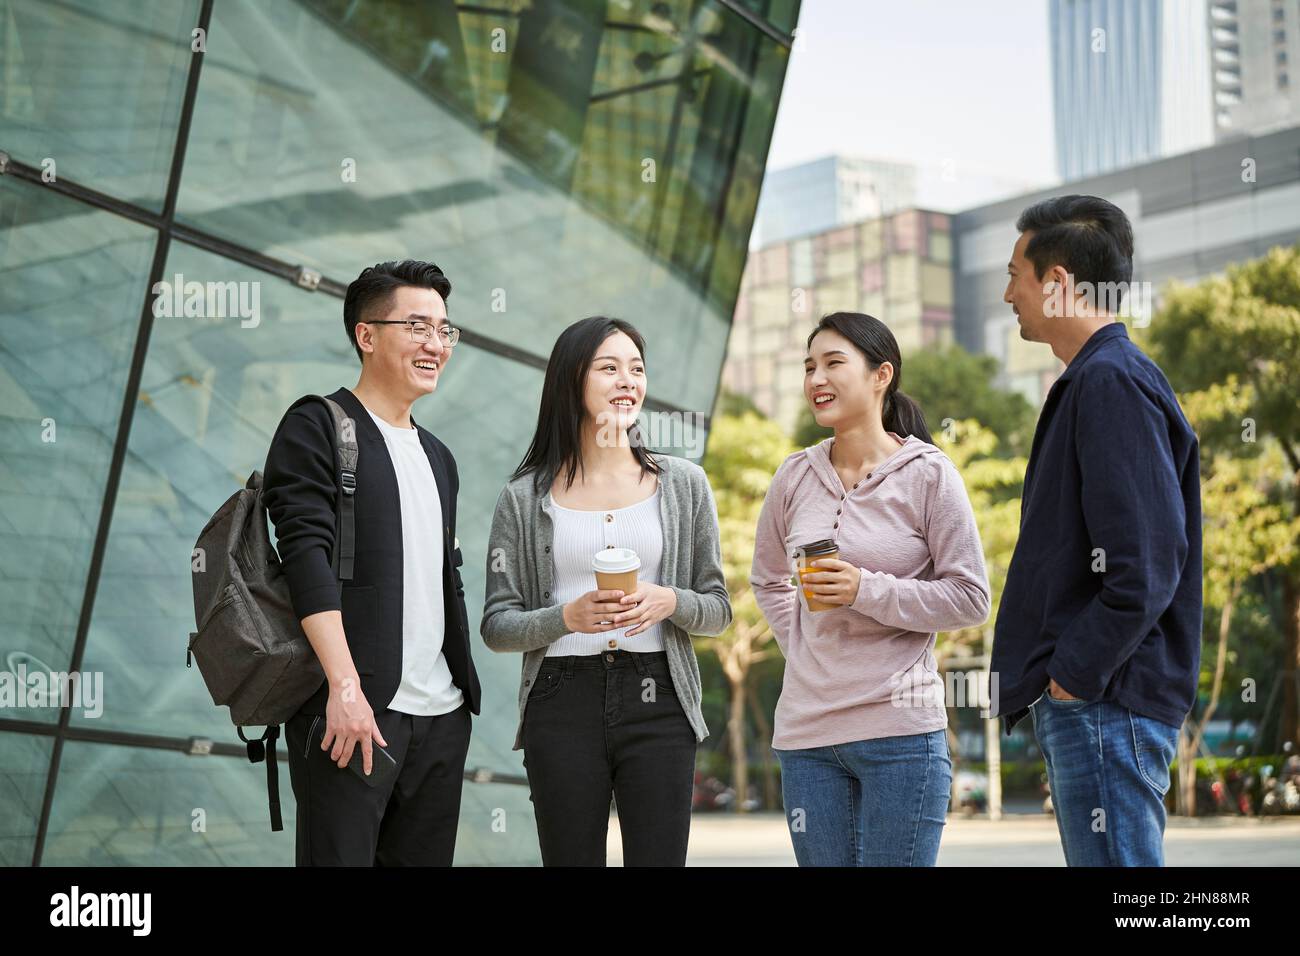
left=1051, top=0, right=1217, bottom=180
left=750, top=155, right=918, bottom=247
left=725, top=208, right=954, bottom=436
left=1211, top=0, right=1300, bottom=136
left=0, top=0, right=798, bottom=866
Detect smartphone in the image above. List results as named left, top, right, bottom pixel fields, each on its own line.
left=311, top=717, right=398, bottom=790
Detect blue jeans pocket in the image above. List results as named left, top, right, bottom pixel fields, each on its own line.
left=1130, top=712, right=1178, bottom=796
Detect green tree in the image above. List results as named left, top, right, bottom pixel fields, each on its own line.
left=714, top=387, right=764, bottom=419
left=698, top=410, right=795, bottom=811
left=932, top=419, right=1027, bottom=817
left=907, top=346, right=1037, bottom=456
left=931, top=420, right=1026, bottom=657
left=1175, top=444, right=1300, bottom=811
left=1140, top=244, right=1300, bottom=748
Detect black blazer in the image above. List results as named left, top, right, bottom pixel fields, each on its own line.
left=262, top=386, right=482, bottom=717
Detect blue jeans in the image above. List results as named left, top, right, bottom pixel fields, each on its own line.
left=1031, top=693, right=1180, bottom=866
left=773, top=730, right=952, bottom=866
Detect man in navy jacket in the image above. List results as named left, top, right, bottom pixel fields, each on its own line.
left=263, top=260, right=481, bottom=866
left=990, top=196, right=1202, bottom=867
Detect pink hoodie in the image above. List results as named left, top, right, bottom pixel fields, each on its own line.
left=751, top=433, right=991, bottom=749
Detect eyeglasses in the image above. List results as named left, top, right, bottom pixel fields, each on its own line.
left=365, top=320, right=460, bottom=347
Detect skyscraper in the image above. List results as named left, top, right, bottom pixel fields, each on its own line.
left=750, top=155, right=918, bottom=248
left=1051, top=0, right=1216, bottom=180
left=1211, top=0, right=1300, bottom=136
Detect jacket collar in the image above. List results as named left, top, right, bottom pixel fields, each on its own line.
left=1057, top=321, right=1128, bottom=384
left=328, top=387, right=387, bottom=444
left=327, top=387, right=452, bottom=539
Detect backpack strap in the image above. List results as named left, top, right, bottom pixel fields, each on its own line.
left=321, top=398, right=359, bottom=582
left=285, top=394, right=359, bottom=582
left=238, top=725, right=283, bottom=832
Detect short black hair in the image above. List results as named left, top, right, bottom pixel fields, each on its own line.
left=343, top=260, right=452, bottom=363
left=1015, top=195, right=1134, bottom=298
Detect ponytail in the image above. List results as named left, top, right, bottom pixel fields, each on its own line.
left=883, top=388, right=931, bottom=443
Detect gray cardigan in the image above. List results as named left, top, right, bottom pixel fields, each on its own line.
left=480, top=453, right=732, bottom=750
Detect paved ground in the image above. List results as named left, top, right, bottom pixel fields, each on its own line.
left=607, top=811, right=1300, bottom=866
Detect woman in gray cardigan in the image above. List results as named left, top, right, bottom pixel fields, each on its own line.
left=480, top=316, right=731, bottom=866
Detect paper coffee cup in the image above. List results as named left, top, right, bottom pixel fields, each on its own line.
left=794, top=538, right=839, bottom=613
left=593, top=547, right=640, bottom=595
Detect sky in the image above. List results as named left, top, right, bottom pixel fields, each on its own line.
left=765, top=0, right=1060, bottom=210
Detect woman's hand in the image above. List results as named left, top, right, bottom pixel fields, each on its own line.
left=798, top=558, right=862, bottom=608
left=609, top=583, right=678, bottom=637
left=563, top=589, right=628, bottom=633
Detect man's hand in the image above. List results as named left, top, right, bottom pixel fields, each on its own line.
left=1048, top=678, right=1081, bottom=701
left=797, top=558, right=862, bottom=608
left=609, top=584, right=678, bottom=636
left=322, top=675, right=387, bottom=776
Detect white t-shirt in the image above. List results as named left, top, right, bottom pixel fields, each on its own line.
left=363, top=406, right=464, bottom=716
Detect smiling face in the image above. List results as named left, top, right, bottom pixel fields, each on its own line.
left=804, top=328, right=891, bottom=430
left=584, top=330, right=645, bottom=436
left=1004, top=231, right=1069, bottom=343
left=353, top=285, right=451, bottom=403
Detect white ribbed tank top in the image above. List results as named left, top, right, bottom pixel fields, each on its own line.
left=546, top=486, right=665, bottom=655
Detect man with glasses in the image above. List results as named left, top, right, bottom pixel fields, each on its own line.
left=263, top=260, right=481, bottom=865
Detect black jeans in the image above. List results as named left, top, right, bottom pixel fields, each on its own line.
left=522, top=650, right=697, bottom=866
left=285, top=701, right=471, bottom=866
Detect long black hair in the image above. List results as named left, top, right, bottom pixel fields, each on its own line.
left=806, top=312, right=932, bottom=444
left=512, top=316, right=662, bottom=493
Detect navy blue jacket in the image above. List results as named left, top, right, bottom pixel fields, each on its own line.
left=991, top=323, right=1202, bottom=733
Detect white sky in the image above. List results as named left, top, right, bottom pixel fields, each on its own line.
left=766, top=0, right=1060, bottom=209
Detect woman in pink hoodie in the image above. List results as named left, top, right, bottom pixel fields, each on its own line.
left=750, top=312, right=991, bottom=866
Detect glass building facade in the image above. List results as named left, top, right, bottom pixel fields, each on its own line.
left=0, top=0, right=797, bottom=865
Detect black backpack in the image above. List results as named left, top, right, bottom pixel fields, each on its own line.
left=186, top=395, right=358, bottom=831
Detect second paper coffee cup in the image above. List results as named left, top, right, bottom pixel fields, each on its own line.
left=795, top=538, right=839, bottom=613
left=593, top=547, right=640, bottom=595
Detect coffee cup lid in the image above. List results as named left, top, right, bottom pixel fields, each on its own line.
left=796, top=538, right=838, bottom=556
left=592, top=547, right=640, bottom=573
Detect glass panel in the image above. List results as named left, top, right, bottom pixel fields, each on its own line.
left=41, top=739, right=296, bottom=865
left=0, top=730, right=51, bottom=866
left=444, top=779, right=539, bottom=866
left=0, top=177, right=156, bottom=713
left=175, top=0, right=794, bottom=414
left=75, top=242, right=549, bottom=790
left=727, top=0, right=800, bottom=34
left=41, top=738, right=540, bottom=865
left=0, top=0, right=200, bottom=208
